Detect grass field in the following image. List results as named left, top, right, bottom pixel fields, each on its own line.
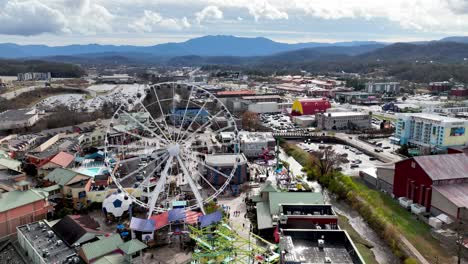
left=338, top=215, right=379, bottom=264
left=352, top=178, right=453, bottom=263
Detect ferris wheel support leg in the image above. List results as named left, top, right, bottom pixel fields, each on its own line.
left=148, top=155, right=174, bottom=218
left=176, top=155, right=206, bottom=215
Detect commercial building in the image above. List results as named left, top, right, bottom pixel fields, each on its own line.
left=394, top=113, right=468, bottom=151
left=428, top=81, right=452, bottom=94
left=0, top=182, right=52, bottom=239
left=250, top=181, right=324, bottom=234
left=170, top=108, right=209, bottom=126
left=43, top=168, right=92, bottom=210
left=97, top=74, right=135, bottom=84
left=335, top=92, right=381, bottom=105
left=17, top=72, right=51, bottom=81
left=0, top=109, right=40, bottom=131
left=449, top=85, right=468, bottom=100
left=219, top=132, right=275, bottom=158
left=203, top=153, right=248, bottom=185
left=316, top=112, right=372, bottom=130
left=366, top=82, right=400, bottom=94
left=17, top=220, right=79, bottom=264
left=279, top=229, right=364, bottom=264
left=290, top=98, right=331, bottom=116
left=393, top=154, right=468, bottom=220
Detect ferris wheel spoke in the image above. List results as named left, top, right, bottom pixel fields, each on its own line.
left=175, top=85, right=195, bottom=142
left=177, top=109, right=225, bottom=144
left=202, top=163, right=233, bottom=179
left=116, top=153, right=166, bottom=182
left=176, top=155, right=206, bottom=215
left=176, top=99, right=210, bottom=144
left=137, top=101, right=171, bottom=143
left=148, top=155, right=174, bottom=217
left=195, top=171, right=217, bottom=192
left=135, top=154, right=170, bottom=195
left=151, top=86, right=174, bottom=142
left=121, top=110, right=169, bottom=145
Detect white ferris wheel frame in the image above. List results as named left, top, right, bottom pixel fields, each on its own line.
left=104, top=82, right=240, bottom=217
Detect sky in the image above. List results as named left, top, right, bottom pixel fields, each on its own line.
left=1, top=0, right=468, bottom=46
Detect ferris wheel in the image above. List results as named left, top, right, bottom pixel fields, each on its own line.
left=104, top=82, right=240, bottom=217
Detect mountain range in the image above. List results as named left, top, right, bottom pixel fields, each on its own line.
left=0, top=35, right=386, bottom=59
left=2, top=35, right=468, bottom=67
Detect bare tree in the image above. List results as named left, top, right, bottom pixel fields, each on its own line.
left=311, top=148, right=346, bottom=177
left=242, top=111, right=260, bottom=131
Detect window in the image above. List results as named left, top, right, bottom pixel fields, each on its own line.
left=411, top=162, right=416, bottom=168
left=432, top=127, right=436, bottom=135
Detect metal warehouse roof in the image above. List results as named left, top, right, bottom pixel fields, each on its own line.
left=413, top=154, right=468, bottom=181
left=433, top=183, right=468, bottom=208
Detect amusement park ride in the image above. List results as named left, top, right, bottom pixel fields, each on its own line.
left=103, top=82, right=279, bottom=263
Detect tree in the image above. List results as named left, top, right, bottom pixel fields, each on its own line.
left=242, top=111, right=260, bottom=131
left=311, top=148, right=346, bottom=177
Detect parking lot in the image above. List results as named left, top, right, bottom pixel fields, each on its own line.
left=298, top=142, right=384, bottom=176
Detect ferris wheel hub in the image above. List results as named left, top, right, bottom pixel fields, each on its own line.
left=167, top=143, right=181, bottom=157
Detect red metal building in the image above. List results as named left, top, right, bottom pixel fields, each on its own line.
left=393, top=154, right=468, bottom=214
left=290, top=98, right=331, bottom=116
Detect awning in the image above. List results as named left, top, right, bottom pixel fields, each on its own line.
left=130, top=217, right=155, bottom=232
left=389, top=136, right=400, bottom=142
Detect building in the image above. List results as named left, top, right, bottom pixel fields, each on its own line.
left=375, top=163, right=395, bottom=194
left=97, top=74, right=134, bottom=84
left=43, top=168, right=92, bottom=210
left=366, top=82, right=400, bottom=94
left=250, top=181, right=324, bottom=235
left=170, top=108, right=209, bottom=126
left=393, top=154, right=468, bottom=220
left=279, top=229, right=364, bottom=264
left=428, top=81, right=452, bottom=94
left=203, top=153, right=248, bottom=185
left=17, top=72, right=51, bottom=82
left=449, top=85, right=468, bottom=100
left=335, top=92, right=381, bottom=105
left=219, top=132, right=275, bottom=158
left=316, top=112, right=372, bottom=130
left=17, top=220, right=79, bottom=264
left=290, top=98, right=331, bottom=116
left=277, top=204, right=338, bottom=230
left=394, top=113, right=468, bottom=151
left=0, top=183, right=52, bottom=239
left=0, top=109, right=40, bottom=131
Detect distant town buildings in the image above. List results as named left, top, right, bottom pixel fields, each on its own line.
left=335, top=92, right=381, bottom=105
left=17, top=72, right=51, bottom=82
left=428, top=81, right=452, bottom=94
left=97, top=74, right=135, bottom=84
left=366, top=82, right=400, bottom=94
left=316, top=112, right=372, bottom=130
left=395, top=113, right=468, bottom=151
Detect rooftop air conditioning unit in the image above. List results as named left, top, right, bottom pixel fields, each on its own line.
left=47, top=231, right=54, bottom=238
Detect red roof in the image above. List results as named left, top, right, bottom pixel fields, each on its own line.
left=291, top=98, right=331, bottom=116
left=49, top=151, right=75, bottom=168
left=413, top=154, right=468, bottom=181
left=217, top=90, right=256, bottom=96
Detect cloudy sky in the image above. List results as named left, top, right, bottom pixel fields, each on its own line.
left=1, top=0, right=468, bottom=46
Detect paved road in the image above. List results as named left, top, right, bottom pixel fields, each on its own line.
left=335, top=133, right=404, bottom=163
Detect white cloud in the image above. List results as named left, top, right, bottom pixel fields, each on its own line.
left=131, top=10, right=191, bottom=32
left=247, top=0, right=288, bottom=21
left=195, top=5, right=223, bottom=24
left=0, top=0, right=67, bottom=35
